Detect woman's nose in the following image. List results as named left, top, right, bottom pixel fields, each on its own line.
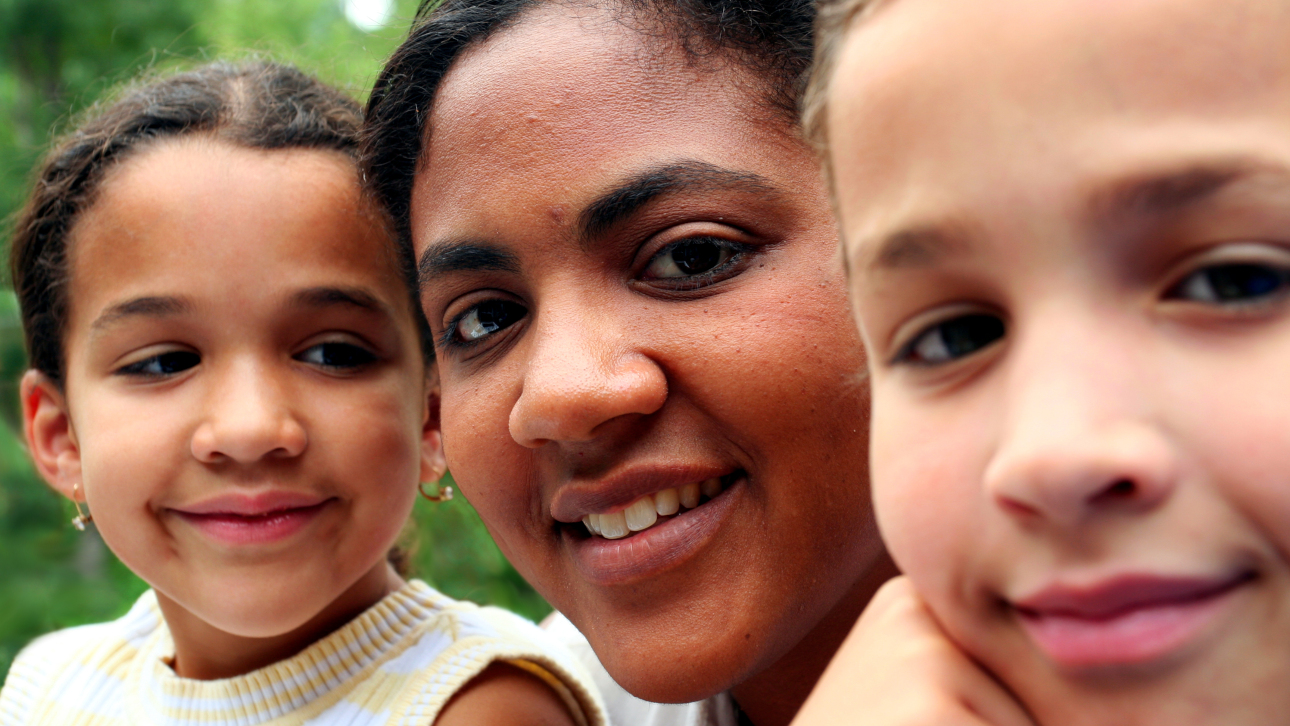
left=509, top=307, right=667, bottom=447
left=983, top=316, right=1179, bottom=531
left=190, top=359, right=308, bottom=464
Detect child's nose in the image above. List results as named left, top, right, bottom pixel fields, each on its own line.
left=984, top=420, right=1178, bottom=529
left=982, top=310, right=1179, bottom=531
left=190, top=359, right=308, bottom=464
left=508, top=301, right=667, bottom=448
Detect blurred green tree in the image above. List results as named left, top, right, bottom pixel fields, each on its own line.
left=0, top=0, right=548, bottom=680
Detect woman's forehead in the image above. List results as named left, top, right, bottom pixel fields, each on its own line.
left=412, top=7, right=797, bottom=258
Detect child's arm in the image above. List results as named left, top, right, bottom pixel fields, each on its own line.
left=435, top=662, right=580, bottom=726
left=793, top=577, right=1035, bottom=726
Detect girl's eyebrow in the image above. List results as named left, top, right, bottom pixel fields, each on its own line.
left=91, top=295, right=191, bottom=334
left=290, top=286, right=393, bottom=315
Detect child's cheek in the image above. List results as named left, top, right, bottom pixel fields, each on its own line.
left=870, top=384, right=984, bottom=608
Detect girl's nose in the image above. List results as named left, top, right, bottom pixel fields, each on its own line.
left=509, top=307, right=667, bottom=447
left=190, top=360, right=308, bottom=464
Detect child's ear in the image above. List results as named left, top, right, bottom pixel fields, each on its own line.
left=420, top=367, right=448, bottom=483
left=20, top=369, right=82, bottom=500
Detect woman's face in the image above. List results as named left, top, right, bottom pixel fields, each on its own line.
left=410, top=6, right=886, bottom=703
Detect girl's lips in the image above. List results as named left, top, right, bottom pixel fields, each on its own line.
left=563, top=475, right=744, bottom=587
left=172, top=494, right=334, bottom=545
left=1013, top=573, right=1254, bottom=669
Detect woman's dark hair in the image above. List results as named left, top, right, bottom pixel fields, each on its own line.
left=362, top=0, right=817, bottom=273
left=11, top=59, right=430, bottom=387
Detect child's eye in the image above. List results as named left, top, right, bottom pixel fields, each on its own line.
left=117, top=350, right=201, bottom=378
left=640, top=237, right=749, bottom=286
left=895, top=313, right=1006, bottom=366
left=449, top=299, right=528, bottom=346
left=296, top=341, right=378, bottom=370
left=1167, top=262, right=1290, bottom=306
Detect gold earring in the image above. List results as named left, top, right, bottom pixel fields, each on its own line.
left=71, top=483, right=92, bottom=531
left=418, top=477, right=453, bottom=503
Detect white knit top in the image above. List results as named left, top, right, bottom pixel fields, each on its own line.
left=0, top=580, right=606, bottom=726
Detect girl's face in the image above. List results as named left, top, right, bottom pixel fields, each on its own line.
left=411, top=5, right=887, bottom=705
left=833, top=0, right=1290, bottom=722
left=27, top=140, right=436, bottom=658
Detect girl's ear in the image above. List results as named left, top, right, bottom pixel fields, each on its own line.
left=420, top=370, right=448, bottom=483
left=20, top=369, right=82, bottom=500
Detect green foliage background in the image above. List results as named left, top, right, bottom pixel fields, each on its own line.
left=0, top=0, right=548, bottom=679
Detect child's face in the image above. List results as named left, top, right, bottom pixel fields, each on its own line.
left=30, top=140, right=434, bottom=643
left=410, top=4, right=890, bottom=705
left=830, top=0, right=1290, bottom=722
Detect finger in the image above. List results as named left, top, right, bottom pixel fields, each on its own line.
left=954, top=659, right=1037, bottom=726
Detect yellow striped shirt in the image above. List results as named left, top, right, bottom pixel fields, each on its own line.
left=0, top=580, right=605, bottom=726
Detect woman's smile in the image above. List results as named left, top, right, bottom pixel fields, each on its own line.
left=557, top=468, right=746, bottom=586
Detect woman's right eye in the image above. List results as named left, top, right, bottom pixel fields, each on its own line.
left=116, top=350, right=201, bottom=378
left=895, top=313, right=1006, bottom=366
left=448, top=299, right=528, bottom=346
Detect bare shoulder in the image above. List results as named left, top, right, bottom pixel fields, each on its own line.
left=434, top=661, right=580, bottom=726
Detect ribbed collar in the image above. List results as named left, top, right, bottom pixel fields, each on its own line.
left=132, top=580, right=442, bottom=725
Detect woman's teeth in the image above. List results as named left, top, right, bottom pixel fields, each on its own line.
left=581, top=477, right=727, bottom=539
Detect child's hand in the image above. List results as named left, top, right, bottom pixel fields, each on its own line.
left=793, top=577, right=1034, bottom=726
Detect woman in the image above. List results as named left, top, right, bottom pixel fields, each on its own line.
left=362, top=2, right=895, bottom=724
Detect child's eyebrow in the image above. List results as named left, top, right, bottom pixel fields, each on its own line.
left=290, top=286, right=393, bottom=315
left=858, top=220, right=977, bottom=273
left=857, top=160, right=1286, bottom=275
left=91, top=296, right=191, bottom=333
left=1086, top=161, right=1263, bottom=225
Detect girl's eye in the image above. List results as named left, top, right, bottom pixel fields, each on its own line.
left=453, top=300, right=527, bottom=343
left=897, top=314, right=1006, bottom=366
left=642, top=237, right=740, bottom=280
left=296, top=341, right=378, bottom=370
left=1168, top=262, right=1290, bottom=305
left=117, top=350, right=201, bottom=377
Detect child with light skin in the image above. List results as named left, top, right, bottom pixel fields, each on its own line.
left=794, top=0, right=1290, bottom=723
left=0, top=61, right=605, bottom=726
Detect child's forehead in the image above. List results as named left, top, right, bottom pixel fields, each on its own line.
left=829, top=0, right=1290, bottom=249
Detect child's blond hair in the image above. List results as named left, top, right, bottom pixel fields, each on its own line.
left=802, top=0, right=884, bottom=183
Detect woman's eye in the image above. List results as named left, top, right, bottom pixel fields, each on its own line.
left=453, top=300, right=527, bottom=343
left=1168, top=262, right=1290, bottom=305
left=643, top=237, right=739, bottom=279
left=297, top=342, right=378, bottom=370
left=897, top=314, right=1005, bottom=366
left=117, top=351, right=201, bottom=377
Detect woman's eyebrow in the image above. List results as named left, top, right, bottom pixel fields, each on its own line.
left=578, top=160, right=778, bottom=243
left=417, top=241, right=521, bottom=288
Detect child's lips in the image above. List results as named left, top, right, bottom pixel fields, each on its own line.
left=1011, top=571, right=1255, bottom=669
left=171, top=491, right=334, bottom=545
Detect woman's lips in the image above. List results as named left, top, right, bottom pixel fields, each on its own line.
left=581, top=474, right=733, bottom=539
left=171, top=492, right=333, bottom=545
left=1012, top=573, right=1253, bottom=669
left=563, top=475, right=745, bottom=587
